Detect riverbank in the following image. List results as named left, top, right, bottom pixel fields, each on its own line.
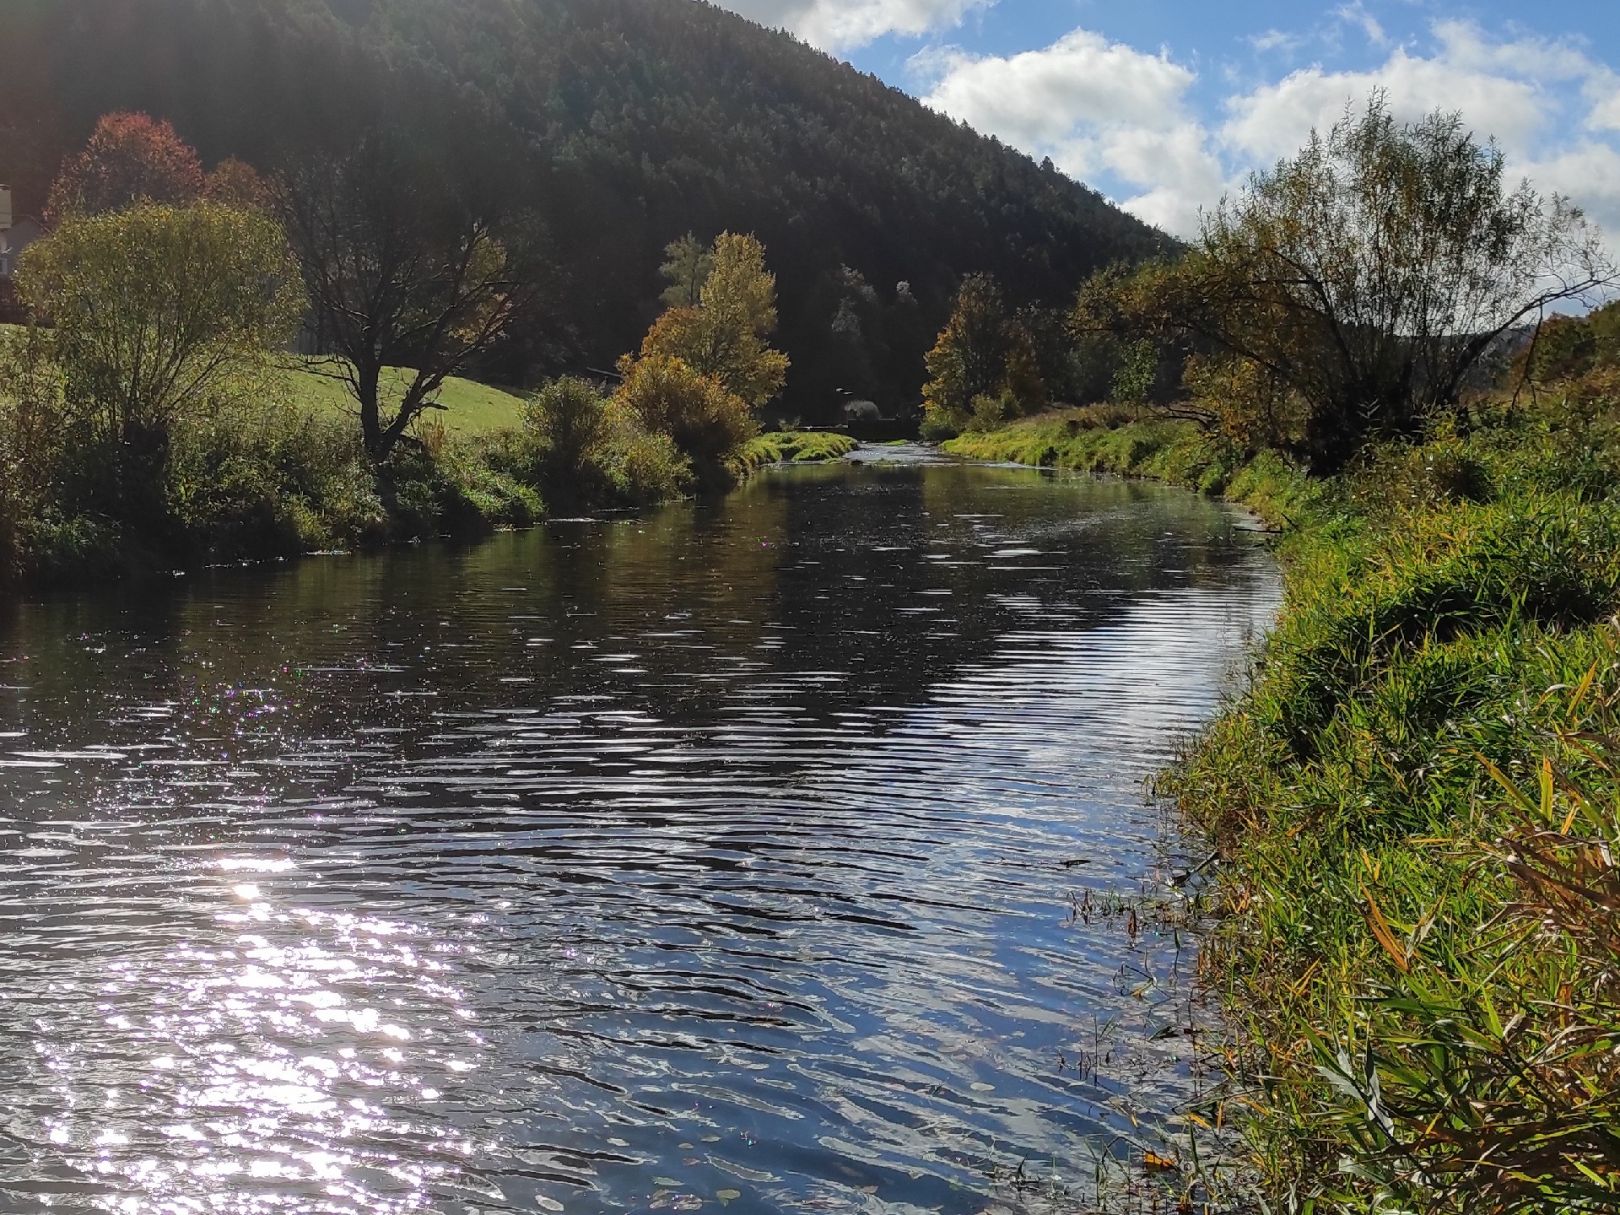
left=0, top=332, right=854, bottom=590
left=947, top=406, right=1620, bottom=1211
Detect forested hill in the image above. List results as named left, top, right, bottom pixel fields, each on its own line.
left=1, top=0, right=1172, bottom=418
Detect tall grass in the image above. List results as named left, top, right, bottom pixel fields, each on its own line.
left=1162, top=420, right=1620, bottom=1211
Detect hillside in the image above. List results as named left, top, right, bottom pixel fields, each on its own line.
left=0, top=0, right=1172, bottom=420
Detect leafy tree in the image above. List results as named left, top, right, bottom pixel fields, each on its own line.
left=273, top=127, right=543, bottom=461
left=204, top=157, right=271, bottom=211
left=659, top=233, right=714, bottom=309
left=923, top=274, right=1011, bottom=426
left=45, top=111, right=205, bottom=223
left=638, top=232, right=789, bottom=409
left=1110, top=339, right=1157, bottom=407
left=922, top=274, right=1051, bottom=429
left=1116, top=95, right=1616, bottom=471
left=15, top=201, right=303, bottom=506
left=1002, top=320, right=1048, bottom=411
left=1181, top=352, right=1299, bottom=452
left=1512, top=300, right=1620, bottom=390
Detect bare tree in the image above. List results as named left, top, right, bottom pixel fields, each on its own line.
left=274, top=129, right=541, bottom=461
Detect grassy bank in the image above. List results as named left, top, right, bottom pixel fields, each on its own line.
left=952, top=406, right=1620, bottom=1211
left=737, top=430, right=858, bottom=470
left=943, top=407, right=1324, bottom=529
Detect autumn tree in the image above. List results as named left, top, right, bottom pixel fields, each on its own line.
left=16, top=202, right=304, bottom=506
left=45, top=112, right=205, bottom=223
left=1109, top=95, right=1616, bottom=472
left=637, top=232, right=789, bottom=408
left=274, top=127, right=543, bottom=461
left=204, top=158, right=272, bottom=211
left=614, top=354, right=756, bottom=480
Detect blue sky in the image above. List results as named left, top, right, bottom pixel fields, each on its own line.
left=718, top=0, right=1620, bottom=243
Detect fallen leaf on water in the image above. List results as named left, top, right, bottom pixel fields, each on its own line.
left=1142, top=1151, right=1178, bottom=1172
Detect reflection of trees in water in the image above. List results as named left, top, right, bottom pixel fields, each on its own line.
left=0, top=465, right=1262, bottom=796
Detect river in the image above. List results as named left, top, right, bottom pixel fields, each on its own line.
left=0, top=451, right=1279, bottom=1215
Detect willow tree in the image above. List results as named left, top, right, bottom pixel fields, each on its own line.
left=16, top=201, right=302, bottom=519
left=1117, top=94, right=1615, bottom=471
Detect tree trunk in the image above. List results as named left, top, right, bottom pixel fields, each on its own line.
left=357, top=360, right=385, bottom=461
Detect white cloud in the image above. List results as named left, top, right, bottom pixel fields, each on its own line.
left=1522, top=142, right=1620, bottom=245
left=911, top=30, right=1228, bottom=234
left=917, top=30, right=1196, bottom=147
left=1221, top=50, right=1548, bottom=162
left=912, top=17, right=1620, bottom=247
left=1334, top=2, right=1389, bottom=49
left=1431, top=19, right=1600, bottom=84
left=720, top=0, right=990, bottom=51
left=1248, top=29, right=1302, bottom=56
left=1591, top=93, right=1620, bottom=133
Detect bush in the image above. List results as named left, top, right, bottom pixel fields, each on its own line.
left=966, top=390, right=1015, bottom=433
left=165, top=394, right=386, bottom=557
left=523, top=376, right=613, bottom=502
left=614, top=354, right=756, bottom=483
left=919, top=406, right=966, bottom=442
left=598, top=397, right=690, bottom=505
left=384, top=438, right=541, bottom=539
left=0, top=327, right=65, bottom=581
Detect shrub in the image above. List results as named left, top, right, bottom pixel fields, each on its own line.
left=384, top=439, right=540, bottom=539
left=165, top=392, right=385, bottom=557
left=523, top=376, right=613, bottom=503
left=598, top=397, right=690, bottom=505
left=0, top=326, right=66, bottom=580
left=966, top=390, right=1015, bottom=433
left=614, top=354, right=756, bottom=482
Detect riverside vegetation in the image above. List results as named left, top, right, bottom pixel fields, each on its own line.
left=0, top=114, right=854, bottom=586
left=943, top=102, right=1620, bottom=1213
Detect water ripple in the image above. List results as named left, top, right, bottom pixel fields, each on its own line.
left=0, top=459, right=1278, bottom=1213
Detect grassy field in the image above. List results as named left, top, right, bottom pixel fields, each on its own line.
left=0, top=331, right=530, bottom=437
left=273, top=357, right=528, bottom=436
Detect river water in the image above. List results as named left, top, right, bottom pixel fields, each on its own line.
left=0, top=453, right=1278, bottom=1215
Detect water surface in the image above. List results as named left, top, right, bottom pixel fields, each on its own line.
left=0, top=456, right=1278, bottom=1214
